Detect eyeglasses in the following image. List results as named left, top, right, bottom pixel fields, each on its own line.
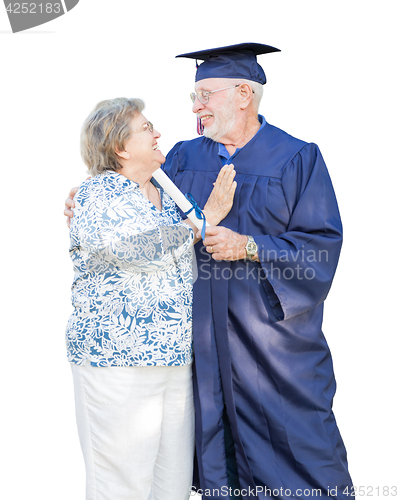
left=190, top=84, right=240, bottom=105
left=134, top=121, right=154, bottom=133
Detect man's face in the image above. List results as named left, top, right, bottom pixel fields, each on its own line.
left=192, top=79, right=239, bottom=142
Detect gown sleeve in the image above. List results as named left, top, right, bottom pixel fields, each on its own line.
left=255, top=143, right=343, bottom=321
left=162, top=141, right=192, bottom=221
left=162, top=141, right=184, bottom=179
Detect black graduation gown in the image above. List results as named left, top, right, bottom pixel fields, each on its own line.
left=163, top=120, right=353, bottom=499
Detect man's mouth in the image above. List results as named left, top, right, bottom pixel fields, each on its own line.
left=153, top=144, right=159, bottom=150
left=200, top=115, right=213, bottom=123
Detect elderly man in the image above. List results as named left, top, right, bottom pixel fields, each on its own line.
left=165, top=43, right=353, bottom=499
left=65, top=43, right=353, bottom=500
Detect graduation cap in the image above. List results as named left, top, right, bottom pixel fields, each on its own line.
left=176, top=43, right=280, bottom=85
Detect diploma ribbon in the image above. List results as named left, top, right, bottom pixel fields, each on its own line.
left=184, top=193, right=206, bottom=240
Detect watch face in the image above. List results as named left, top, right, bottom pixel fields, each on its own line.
left=247, top=242, right=257, bottom=252
left=246, top=236, right=257, bottom=259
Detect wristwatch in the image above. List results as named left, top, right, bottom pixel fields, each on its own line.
left=245, top=235, right=258, bottom=260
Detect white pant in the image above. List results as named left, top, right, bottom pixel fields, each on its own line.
left=71, top=362, right=195, bottom=500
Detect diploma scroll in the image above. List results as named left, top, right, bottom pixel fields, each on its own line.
left=152, top=168, right=209, bottom=236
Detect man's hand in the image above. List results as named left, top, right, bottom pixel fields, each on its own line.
left=199, top=226, right=248, bottom=261
left=203, top=164, right=237, bottom=226
left=64, top=186, right=79, bottom=228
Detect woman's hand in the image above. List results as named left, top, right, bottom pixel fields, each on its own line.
left=203, top=164, right=237, bottom=226
left=64, top=186, right=79, bottom=227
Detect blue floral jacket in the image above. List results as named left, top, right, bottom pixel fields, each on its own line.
left=66, top=171, right=193, bottom=367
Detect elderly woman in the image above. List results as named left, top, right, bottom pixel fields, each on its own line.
left=66, top=97, right=236, bottom=500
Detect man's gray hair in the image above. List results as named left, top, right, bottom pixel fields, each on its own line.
left=219, top=78, right=263, bottom=111
left=80, top=97, right=145, bottom=176
left=246, top=80, right=263, bottom=111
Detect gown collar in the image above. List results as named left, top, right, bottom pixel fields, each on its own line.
left=218, top=114, right=267, bottom=162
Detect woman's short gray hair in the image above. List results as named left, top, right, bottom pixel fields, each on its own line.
left=81, top=97, right=145, bottom=176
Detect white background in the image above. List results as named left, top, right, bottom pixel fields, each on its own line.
left=1, top=0, right=398, bottom=498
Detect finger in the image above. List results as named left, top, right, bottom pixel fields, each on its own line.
left=203, top=225, right=223, bottom=237
left=228, top=180, right=237, bottom=195
left=220, top=163, right=233, bottom=174
left=65, top=197, right=75, bottom=209
left=214, top=164, right=233, bottom=185
left=66, top=217, right=71, bottom=228
left=218, top=164, right=234, bottom=180
left=65, top=186, right=79, bottom=211
left=69, top=186, right=79, bottom=198
left=197, top=230, right=219, bottom=243
left=203, top=232, right=228, bottom=246
left=214, top=165, right=227, bottom=182
left=224, top=173, right=237, bottom=194
left=203, top=237, right=219, bottom=247
left=227, top=167, right=236, bottom=182
left=64, top=207, right=74, bottom=218
left=220, top=167, right=236, bottom=192
left=211, top=252, right=224, bottom=261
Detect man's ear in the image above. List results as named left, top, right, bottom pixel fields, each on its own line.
left=115, top=149, right=130, bottom=160
left=238, top=83, right=253, bottom=110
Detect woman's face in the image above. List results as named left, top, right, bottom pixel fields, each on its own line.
left=122, top=113, right=165, bottom=171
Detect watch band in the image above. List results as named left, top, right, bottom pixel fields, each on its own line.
left=245, top=235, right=258, bottom=260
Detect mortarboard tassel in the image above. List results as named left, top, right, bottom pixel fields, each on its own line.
left=197, top=116, right=204, bottom=136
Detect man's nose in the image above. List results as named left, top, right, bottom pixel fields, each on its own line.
left=192, top=96, right=204, bottom=113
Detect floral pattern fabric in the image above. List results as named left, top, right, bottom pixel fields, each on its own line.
left=66, top=171, right=194, bottom=367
